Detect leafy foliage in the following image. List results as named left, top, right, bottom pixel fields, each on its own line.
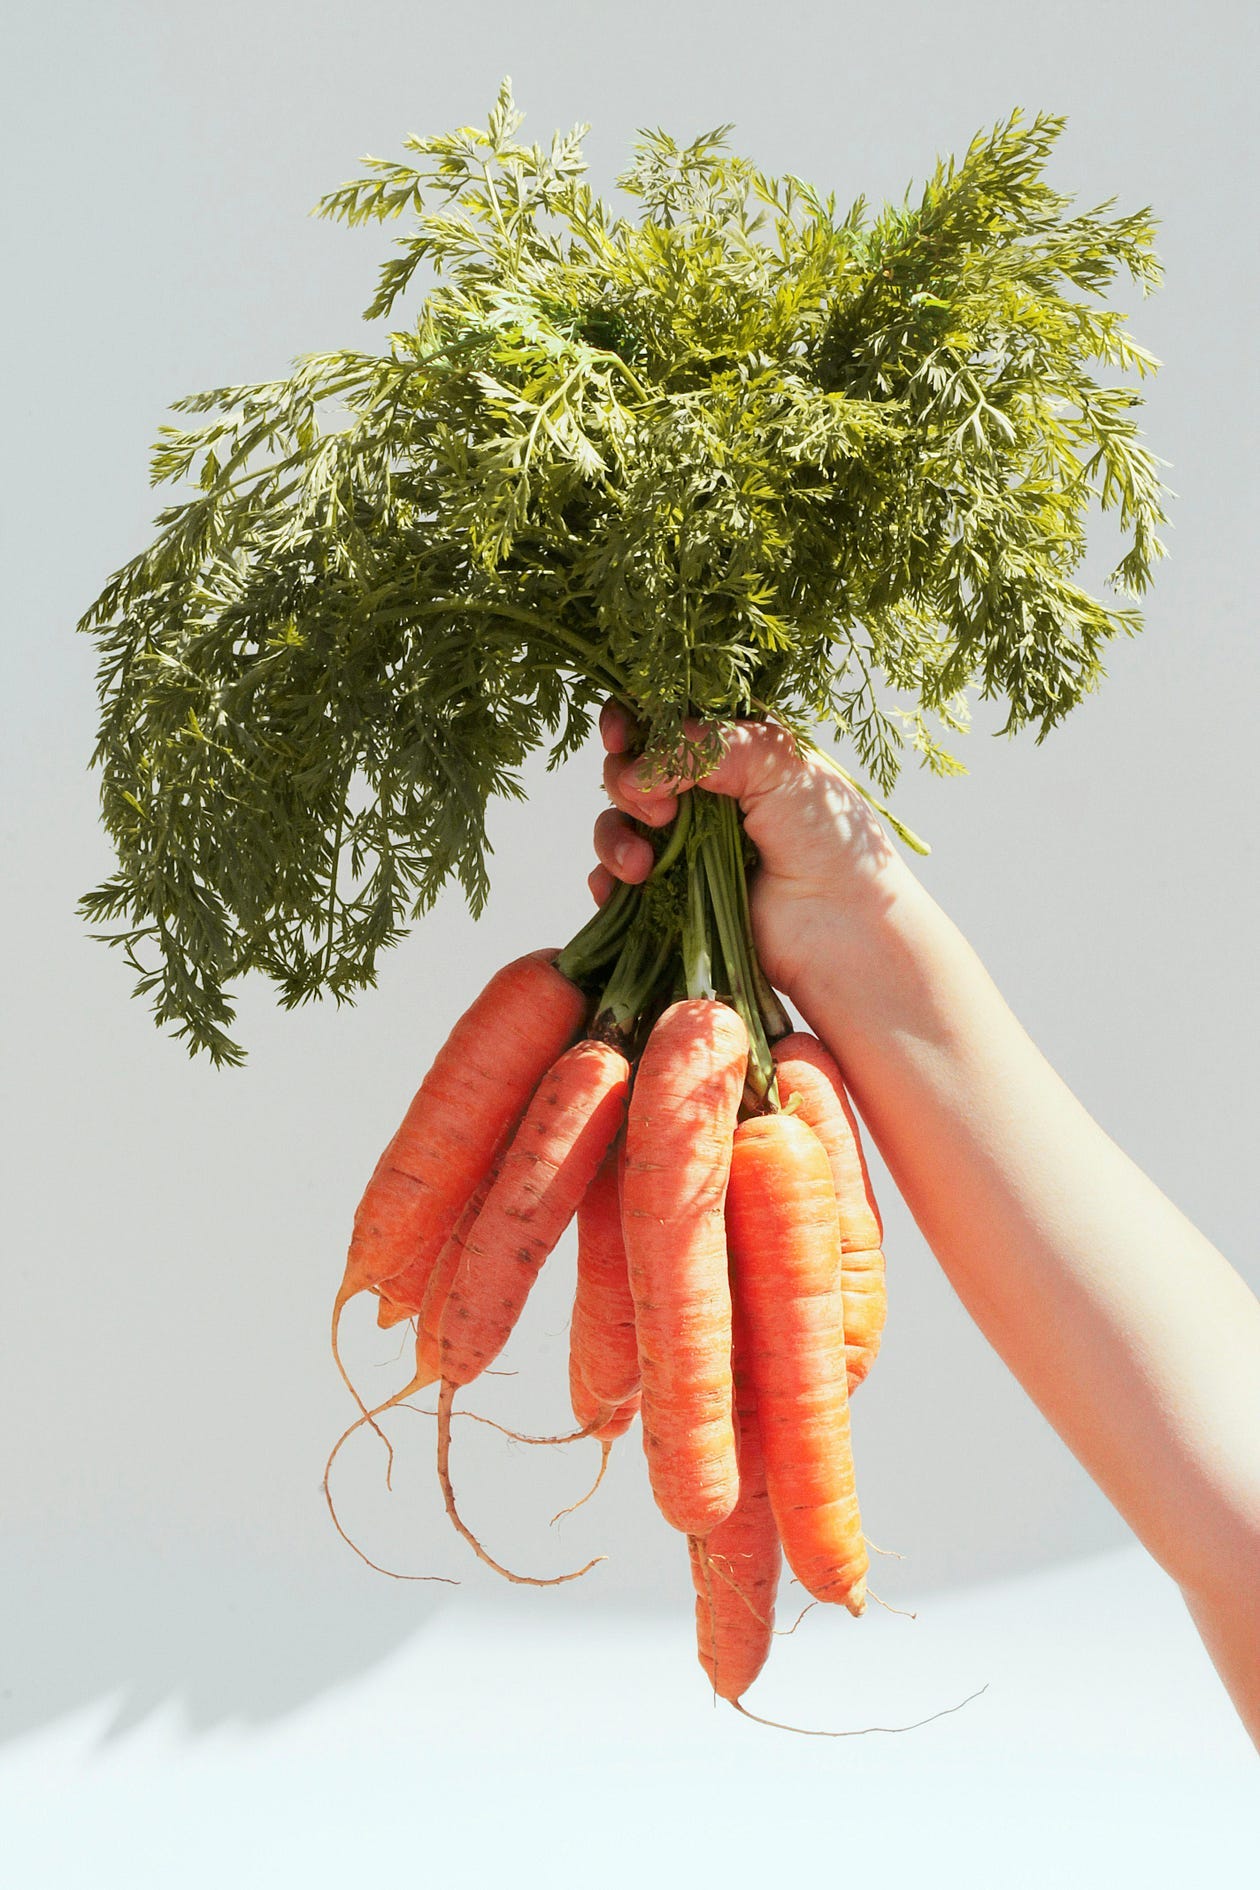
left=79, top=78, right=1170, bottom=1061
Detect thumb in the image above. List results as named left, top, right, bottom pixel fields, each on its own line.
left=687, top=717, right=812, bottom=811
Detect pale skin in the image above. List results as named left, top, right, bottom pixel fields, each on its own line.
left=592, top=701, right=1260, bottom=1752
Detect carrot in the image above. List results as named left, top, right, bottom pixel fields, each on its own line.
left=367, top=1148, right=507, bottom=1353
left=725, top=1111, right=868, bottom=1614
left=569, top=1135, right=640, bottom=1415
left=555, top=1360, right=646, bottom=1519
left=412, top=1161, right=500, bottom=1382
left=621, top=998, right=747, bottom=1538
left=568, top=1358, right=641, bottom=1444
left=558, top=1365, right=641, bottom=1520
left=375, top=1292, right=413, bottom=1331
left=375, top=1096, right=528, bottom=1330
left=325, top=1154, right=506, bottom=1516
left=689, top=1304, right=782, bottom=1703
left=772, top=1032, right=887, bottom=1394
left=561, top=1142, right=641, bottom=1513
left=438, top=1038, right=631, bottom=1386
left=428, top=1036, right=630, bottom=1577
left=331, top=950, right=585, bottom=1406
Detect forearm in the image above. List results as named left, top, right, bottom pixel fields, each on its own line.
left=791, top=867, right=1260, bottom=1603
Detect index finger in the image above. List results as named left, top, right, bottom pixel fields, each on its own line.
left=598, top=700, right=641, bottom=755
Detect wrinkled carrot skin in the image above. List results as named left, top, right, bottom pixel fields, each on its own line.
left=569, top=1357, right=641, bottom=1443
left=439, top=1040, right=631, bottom=1387
left=377, top=1136, right=512, bottom=1329
left=772, top=1032, right=887, bottom=1393
left=726, top=1112, right=868, bottom=1614
left=622, top=999, right=747, bottom=1538
left=690, top=1307, right=782, bottom=1702
left=569, top=1136, right=640, bottom=1411
left=341, top=953, right=586, bottom=1309
left=839, top=1249, right=886, bottom=1392
left=375, top=1291, right=412, bottom=1331
left=411, top=1159, right=503, bottom=1379
left=597, top=1395, right=640, bottom=1444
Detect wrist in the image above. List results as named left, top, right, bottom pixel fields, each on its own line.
left=776, top=855, right=934, bottom=1045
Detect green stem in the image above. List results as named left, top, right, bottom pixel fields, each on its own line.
left=589, top=903, right=677, bottom=1050
left=556, top=708, right=699, bottom=989
left=588, top=794, right=693, bottom=1045
left=650, top=786, right=693, bottom=878
left=726, top=807, right=792, bottom=1043
left=556, top=875, right=639, bottom=987
left=682, top=821, right=715, bottom=1001
left=698, top=792, right=782, bottom=1110
left=404, top=599, right=634, bottom=706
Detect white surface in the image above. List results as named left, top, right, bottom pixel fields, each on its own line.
left=2, top=1545, right=1252, bottom=1890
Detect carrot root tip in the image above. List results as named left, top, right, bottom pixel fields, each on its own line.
left=331, top=1284, right=396, bottom=1476
left=773, top=1600, right=818, bottom=1639
left=729, top=1682, right=990, bottom=1738
left=435, top=1382, right=606, bottom=1588
left=321, top=1397, right=458, bottom=1586
left=550, top=1441, right=613, bottom=1525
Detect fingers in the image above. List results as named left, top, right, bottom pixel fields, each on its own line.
left=593, top=700, right=811, bottom=903
left=587, top=863, right=616, bottom=907
left=593, top=807, right=655, bottom=884
left=598, top=700, right=640, bottom=755
left=602, top=751, right=679, bottom=828
left=690, top=717, right=806, bottom=807
left=598, top=699, right=804, bottom=807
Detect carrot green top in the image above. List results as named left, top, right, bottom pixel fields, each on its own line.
left=78, top=77, right=1169, bottom=1064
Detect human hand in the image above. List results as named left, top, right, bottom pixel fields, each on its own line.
left=590, top=702, right=910, bottom=1008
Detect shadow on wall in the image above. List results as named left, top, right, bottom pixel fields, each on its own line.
left=0, top=1536, right=453, bottom=1744
left=0, top=1282, right=1128, bottom=1752
left=2, top=727, right=1128, bottom=1752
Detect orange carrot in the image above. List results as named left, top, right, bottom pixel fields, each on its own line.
left=569, top=1135, right=640, bottom=1414
left=412, top=1160, right=500, bottom=1382
left=568, top=1356, right=641, bottom=1444
left=621, top=998, right=746, bottom=1538
left=772, top=1032, right=887, bottom=1394
left=438, top=1038, right=631, bottom=1387
left=375, top=1293, right=413, bottom=1331
left=375, top=1097, right=528, bottom=1330
left=725, top=1111, right=868, bottom=1614
left=689, top=1305, right=782, bottom=1703
left=329, top=1161, right=505, bottom=1510
left=331, top=951, right=585, bottom=1404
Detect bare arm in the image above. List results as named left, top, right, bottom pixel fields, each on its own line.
left=594, top=708, right=1260, bottom=1749
left=797, top=867, right=1260, bottom=1748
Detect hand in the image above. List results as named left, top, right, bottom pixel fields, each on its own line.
left=590, top=702, right=909, bottom=1007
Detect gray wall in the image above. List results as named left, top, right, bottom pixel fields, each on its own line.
left=3, top=0, right=1256, bottom=1740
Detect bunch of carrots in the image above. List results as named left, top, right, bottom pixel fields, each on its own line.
left=327, top=800, right=888, bottom=1717
left=71, top=84, right=1163, bottom=1729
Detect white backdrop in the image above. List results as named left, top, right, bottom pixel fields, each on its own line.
left=3, top=0, right=1256, bottom=1877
